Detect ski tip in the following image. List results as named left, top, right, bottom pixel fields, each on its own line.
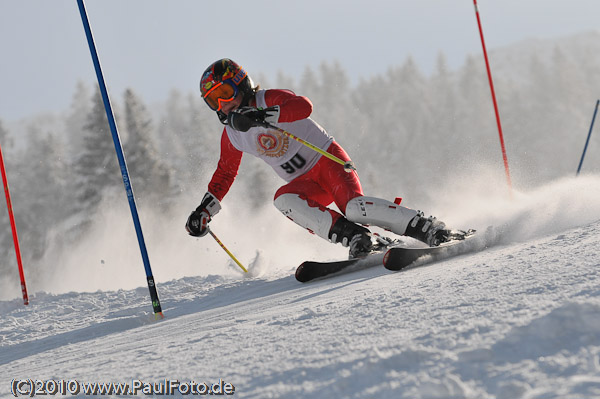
left=383, top=249, right=392, bottom=266
left=295, top=262, right=310, bottom=283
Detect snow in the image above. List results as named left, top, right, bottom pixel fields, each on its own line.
left=2, top=175, right=600, bottom=398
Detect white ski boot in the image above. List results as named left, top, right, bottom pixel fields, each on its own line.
left=345, top=196, right=452, bottom=247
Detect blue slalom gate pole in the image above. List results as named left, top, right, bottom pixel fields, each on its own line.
left=77, top=0, right=163, bottom=318
left=577, top=99, right=599, bottom=176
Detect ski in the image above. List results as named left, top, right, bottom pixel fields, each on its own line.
left=295, top=250, right=387, bottom=283
left=383, top=230, right=477, bottom=271
left=296, top=230, right=478, bottom=282
left=295, top=259, right=358, bottom=283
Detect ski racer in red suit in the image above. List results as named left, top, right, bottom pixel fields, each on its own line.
left=186, top=58, right=456, bottom=258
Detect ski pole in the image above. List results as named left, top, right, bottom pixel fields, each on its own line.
left=576, top=99, right=599, bottom=175
left=77, top=0, right=163, bottom=319
left=0, top=142, right=29, bottom=305
left=208, top=228, right=248, bottom=273
left=263, top=122, right=356, bottom=172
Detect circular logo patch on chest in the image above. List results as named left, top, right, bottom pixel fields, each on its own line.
left=257, top=130, right=289, bottom=157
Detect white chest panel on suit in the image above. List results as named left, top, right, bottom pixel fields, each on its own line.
left=225, top=90, right=333, bottom=182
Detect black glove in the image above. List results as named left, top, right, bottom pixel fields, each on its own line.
left=185, top=192, right=221, bottom=237
left=227, top=106, right=280, bottom=132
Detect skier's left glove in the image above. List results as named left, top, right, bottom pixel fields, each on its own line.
left=185, top=192, right=221, bottom=237
left=227, top=106, right=280, bottom=132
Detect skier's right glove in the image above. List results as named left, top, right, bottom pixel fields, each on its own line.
left=185, top=192, right=221, bottom=237
left=227, top=106, right=280, bottom=132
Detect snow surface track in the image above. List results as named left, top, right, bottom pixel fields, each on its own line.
left=2, top=176, right=600, bottom=398
left=2, top=218, right=600, bottom=399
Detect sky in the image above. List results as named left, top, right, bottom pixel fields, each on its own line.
left=1, top=0, right=600, bottom=121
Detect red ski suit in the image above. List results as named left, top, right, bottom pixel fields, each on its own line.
left=207, top=89, right=364, bottom=216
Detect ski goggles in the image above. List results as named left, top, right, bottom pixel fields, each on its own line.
left=202, top=69, right=247, bottom=111
left=203, top=81, right=238, bottom=111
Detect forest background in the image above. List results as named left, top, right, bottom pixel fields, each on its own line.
left=1, top=31, right=599, bottom=298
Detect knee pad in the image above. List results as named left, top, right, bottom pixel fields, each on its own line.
left=274, top=193, right=338, bottom=240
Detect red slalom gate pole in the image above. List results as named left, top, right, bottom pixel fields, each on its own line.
left=0, top=142, right=29, bottom=305
left=473, top=0, right=513, bottom=192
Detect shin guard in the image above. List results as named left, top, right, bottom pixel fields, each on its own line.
left=345, top=196, right=418, bottom=235
left=274, top=193, right=338, bottom=240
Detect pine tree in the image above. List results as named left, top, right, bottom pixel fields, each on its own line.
left=0, top=120, right=16, bottom=278
left=72, top=85, right=122, bottom=214
left=274, top=70, right=294, bottom=92
left=426, top=52, right=463, bottom=181
left=11, top=126, right=70, bottom=263
left=157, top=89, right=194, bottom=183
left=157, top=89, right=221, bottom=192
left=0, top=119, right=13, bottom=148
left=456, top=54, right=497, bottom=163
left=186, top=91, right=221, bottom=176
left=123, top=88, right=174, bottom=207
left=65, top=80, right=92, bottom=163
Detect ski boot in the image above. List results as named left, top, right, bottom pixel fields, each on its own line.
left=404, top=211, right=452, bottom=247
left=328, top=216, right=373, bottom=258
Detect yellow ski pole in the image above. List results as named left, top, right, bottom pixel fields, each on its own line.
left=208, top=228, right=248, bottom=273
left=264, top=123, right=356, bottom=173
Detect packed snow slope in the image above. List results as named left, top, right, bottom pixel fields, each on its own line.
left=2, top=175, right=600, bottom=398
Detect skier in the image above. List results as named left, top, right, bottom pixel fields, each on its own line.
left=186, top=58, right=458, bottom=258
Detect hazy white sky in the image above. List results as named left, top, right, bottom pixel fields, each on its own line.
left=1, top=0, right=599, bottom=120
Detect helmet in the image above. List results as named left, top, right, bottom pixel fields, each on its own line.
left=200, top=58, right=255, bottom=124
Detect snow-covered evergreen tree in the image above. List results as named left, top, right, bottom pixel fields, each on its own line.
left=430, top=52, right=459, bottom=144
left=64, top=80, right=92, bottom=163
left=72, top=86, right=122, bottom=215
left=157, top=89, right=195, bottom=184
left=11, top=126, right=69, bottom=263
left=0, top=120, right=17, bottom=280
left=123, top=88, right=174, bottom=208
left=0, top=119, right=13, bottom=148
left=157, top=89, right=222, bottom=194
